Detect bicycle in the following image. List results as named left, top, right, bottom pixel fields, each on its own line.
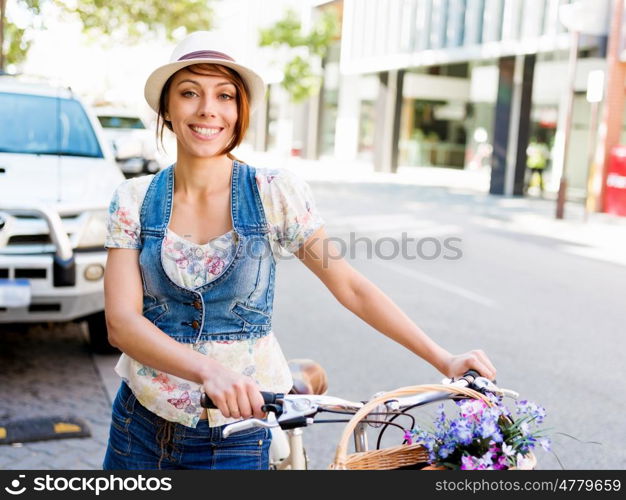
left=200, top=363, right=531, bottom=470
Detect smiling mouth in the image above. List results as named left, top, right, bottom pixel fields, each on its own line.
left=189, top=125, right=222, bottom=138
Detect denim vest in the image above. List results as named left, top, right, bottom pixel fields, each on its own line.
left=138, top=161, right=275, bottom=343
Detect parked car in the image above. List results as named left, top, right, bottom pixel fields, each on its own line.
left=95, top=107, right=161, bottom=176
left=0, top=75, right=125, bottom=352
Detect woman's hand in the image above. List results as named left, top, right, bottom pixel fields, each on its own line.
left=202, top=363, right=266, bottom=420
left=441, top=350, right=497, bottom=380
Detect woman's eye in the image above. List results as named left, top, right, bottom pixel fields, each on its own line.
left=219, top=93, right=234, bottom=100
left=182, top=90, right=198, bottom=97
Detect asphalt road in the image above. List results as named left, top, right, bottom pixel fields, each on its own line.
left=1, top=179, right=624, bottom=470
left=273, top=180, right=626, bottom=470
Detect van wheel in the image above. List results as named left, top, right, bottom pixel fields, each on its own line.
left=85, top=311, right=119, bottom=354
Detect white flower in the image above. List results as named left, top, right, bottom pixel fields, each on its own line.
left=502, top=443, right=515, bottom=456
left=519, top=421, right=531, bottom=436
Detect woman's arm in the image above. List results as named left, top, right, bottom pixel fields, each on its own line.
left=295, top=227, right=496, bottom=379
left=104, top=248, right=265, bottom=419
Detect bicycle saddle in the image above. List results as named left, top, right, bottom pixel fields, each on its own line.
left=288, top=358, right=328, bottom=395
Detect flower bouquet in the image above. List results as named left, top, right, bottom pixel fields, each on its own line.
left=407, top=396, right=550, bottom=470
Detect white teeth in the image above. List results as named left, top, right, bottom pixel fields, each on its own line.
left=190, top=126, right=220, bottom=137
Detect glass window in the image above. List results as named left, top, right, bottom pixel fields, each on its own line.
left=400, top=0, right=418, bottom=52
left=430, top=0, right=449, bottom=49
left=464, top=0, right=485, bottom=45
left=447, top=0, right=467, bottom=48
left=482, top=0, right=504, bottom=42
left=97, top=116, right=145, bottom=129
left=501, top=0, right=523, bottom=40
left=0, top=92, right=103, bottom=158
left=520, top=0, right=546, bottom=39
left=415, top=0, right=433, bottom=51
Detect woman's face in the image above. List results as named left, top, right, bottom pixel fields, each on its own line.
left=166, top=68, right=238, bottom=160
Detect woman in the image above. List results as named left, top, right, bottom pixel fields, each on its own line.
left=102, top=31, right=496, bottom=470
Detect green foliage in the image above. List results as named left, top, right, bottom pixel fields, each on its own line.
left=3, top=19, right=33, bottom=67
left=258, top=10, right=304, bottom=48
left=259, top=9, right=338, bottom=103
left=0, top=0, right=215, bottom=70
left=1, top=0, right=42, bottom=68
left=283, top=55, right=321, bottom=103
left=61, top=0, right=214, bottom=43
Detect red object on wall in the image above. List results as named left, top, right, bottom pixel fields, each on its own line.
left=605, top=146, right=626, bottom=216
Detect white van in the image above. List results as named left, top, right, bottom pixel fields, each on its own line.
left=95, top=106, right=161, bottom=176
left=0, top=75, right=125, bottom=352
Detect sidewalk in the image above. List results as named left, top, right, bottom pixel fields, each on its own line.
left=243, top=150, right=626, bottom=268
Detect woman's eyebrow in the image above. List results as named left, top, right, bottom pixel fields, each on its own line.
left=176, top=79, right=235, bottom=88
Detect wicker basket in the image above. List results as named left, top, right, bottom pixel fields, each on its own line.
left=329, top=384, right=536, bottom=470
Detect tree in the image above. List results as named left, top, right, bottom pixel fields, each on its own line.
left=0, top=0, right=42, bottom=71
left=0, top=0, right=215, bottom=72
left=259, top=9, right=338, bottom=103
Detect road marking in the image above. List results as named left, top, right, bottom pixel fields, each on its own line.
left=373, top=260, right=497, bottom=308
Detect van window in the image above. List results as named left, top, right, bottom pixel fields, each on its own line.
left=98, top=116, right=145, bottom=129
left=0, top=92, right=103, bottom=158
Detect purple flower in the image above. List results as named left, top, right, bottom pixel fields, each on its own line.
left=438, top=441, right=457, bottom=459
left=494, top=454, right=509, bottom=470
left=516, top=400, right=547, bottom=424
left=461, top=455, right=478, bottom=470
left=403, top=430, right=413, bottom=445
left=478, top=450, right=495, bottom=469
left=435, top=404, right=447, bottom=431
left=419, top=396, right=548, bottom=470
left=458, top=400, right=487, bottom=422
left=539, top=437, right=552, bottom=452
left=478, top=415, right=503, bottom=442
left=447, top=420, right=473, bottom=446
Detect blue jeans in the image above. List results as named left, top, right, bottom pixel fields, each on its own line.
left=103, top=383, right=271, bottom=470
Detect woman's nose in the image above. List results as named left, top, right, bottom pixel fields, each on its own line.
left=197, top=96, right=216, bottom=117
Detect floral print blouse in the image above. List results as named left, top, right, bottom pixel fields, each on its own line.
left=105, top=166, right=324, bottom=428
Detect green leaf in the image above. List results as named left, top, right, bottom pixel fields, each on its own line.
left=3, top=22, right=31, bottom=67
left=1, top=0, right=217, bottom=70
left=257, top=7, right=338, bottom=102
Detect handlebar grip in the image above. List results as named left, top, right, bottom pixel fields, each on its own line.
left=461, top=370, right=481, bottom=381
left=200, top=391, right=279, bottom=409
left=461, top=369, right=497, bottom=385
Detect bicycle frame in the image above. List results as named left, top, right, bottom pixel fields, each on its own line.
left=268, top=386, right=469, bottom=470
left=271, top=428, right=306, bottom=470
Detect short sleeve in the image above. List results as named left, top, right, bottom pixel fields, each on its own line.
left=256, top=169, right=324, bottom=254
left=104, top=176, right=152, bottom=250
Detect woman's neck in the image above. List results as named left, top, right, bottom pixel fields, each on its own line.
left=173, top=154, right=233, bottom=200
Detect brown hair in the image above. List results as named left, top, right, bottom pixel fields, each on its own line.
left=156, top=63, right=250, bottom=159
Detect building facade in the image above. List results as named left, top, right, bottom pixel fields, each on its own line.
left=335, top=0, right=612, bottom=198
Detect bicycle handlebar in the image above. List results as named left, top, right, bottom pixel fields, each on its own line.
left=202, top=372, right=515, bottom=438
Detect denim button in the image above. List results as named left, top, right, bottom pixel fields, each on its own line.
left=191, top=320, right=200, bottom=329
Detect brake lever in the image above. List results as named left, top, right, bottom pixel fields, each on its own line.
left=442, top=375, right=519, bottom=399
left=276, top=397, right=318, bottom=424
left=222, top=418, right=278, bottom=439
left=222, top=396, right=320, bottom=438
left=475, top=378, right=519, bottom=399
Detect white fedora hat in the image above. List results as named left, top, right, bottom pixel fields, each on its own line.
left=144, top=31, right=266, bottom=113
